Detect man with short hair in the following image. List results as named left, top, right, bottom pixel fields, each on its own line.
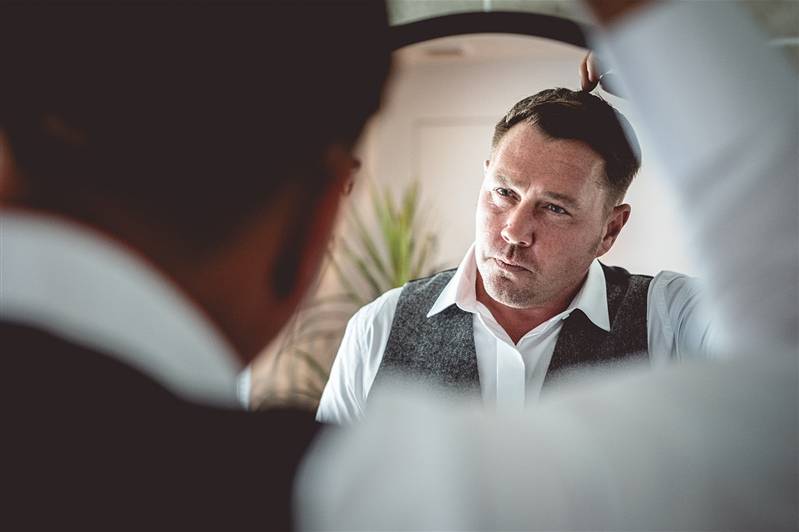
left=0, top=3, right=390, bottom=530
left=318, top=87, right=714, bottom=423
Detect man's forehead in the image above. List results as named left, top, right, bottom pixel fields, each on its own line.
left=490, top=138, right=604, bottom=187
left=486, top=125, right=609, bottom=203
left=493, top=123, right=603, bottom=171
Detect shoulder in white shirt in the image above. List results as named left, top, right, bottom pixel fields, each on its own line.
left=318, top=245, right=715, bottom=424
left=0, top=209, right=243, bottom=408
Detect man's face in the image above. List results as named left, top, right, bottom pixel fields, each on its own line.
left=475, top=123, right=618, bottom=309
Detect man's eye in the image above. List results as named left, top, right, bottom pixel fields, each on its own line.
left=495, top=188, right=512, bottom=197
left=545, top=203, right=568, bottom=215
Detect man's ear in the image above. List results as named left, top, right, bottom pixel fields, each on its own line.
left=597, top=203, right=631, bottom=257
left=270, top=144, right=354, bottom=302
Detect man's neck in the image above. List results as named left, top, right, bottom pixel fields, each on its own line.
left=475, top=272, right=585, bottom=345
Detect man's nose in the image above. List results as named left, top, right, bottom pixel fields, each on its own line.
left=500, top=208, right=534, bottom=248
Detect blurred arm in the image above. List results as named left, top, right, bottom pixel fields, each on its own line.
left=647, top=272, right=718, bottom=364
left=591, top=0, right=798, bottom=353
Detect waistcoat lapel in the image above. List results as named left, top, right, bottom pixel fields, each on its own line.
left=372, top=270, right=480, bottom=398
left=543, top=264, right=651, bottom=386
left=370, top=264, right=651, bottom=401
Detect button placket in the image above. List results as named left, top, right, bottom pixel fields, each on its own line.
left=495, top=339, right=525, bottom=411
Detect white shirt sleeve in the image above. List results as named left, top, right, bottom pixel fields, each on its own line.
left=647, top=271, right=718, bottom=364
left=315, top=287, right=402, bottom=424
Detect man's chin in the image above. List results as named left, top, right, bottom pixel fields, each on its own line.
left=484, top=275, right=536, bottom=309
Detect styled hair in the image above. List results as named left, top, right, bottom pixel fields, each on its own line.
left=492, top=88, right=641, bottom=203
left=0, top=2, right=391, bottom=249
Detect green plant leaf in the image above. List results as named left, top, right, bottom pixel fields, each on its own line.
left=327, top=250, right=368, bottom=307
left=292, top=327, right=347, bottom=344
left=339, top=238, right=386, bottom=301
left=411, top=235, right=434, bottom=279
left=294, top=310, right=355, bottom=335
left=296, top=349, right=331, bottom=382
left=349, top=207, right=393, bottom=287
left=274, top=178, right=439, bottom=407
left=301, top=379, right=324, bottom=397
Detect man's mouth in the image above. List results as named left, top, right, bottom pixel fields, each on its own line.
left=493, top=257, right=529, bottom=273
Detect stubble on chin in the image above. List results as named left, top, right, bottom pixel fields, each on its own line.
left=479, top=260, right=538, bottom=309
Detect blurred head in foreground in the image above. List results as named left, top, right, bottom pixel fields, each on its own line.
left=0, top=3, right=391, bottom=361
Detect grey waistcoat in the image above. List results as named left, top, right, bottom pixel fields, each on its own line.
left=370, top=264, right=652, bottom=399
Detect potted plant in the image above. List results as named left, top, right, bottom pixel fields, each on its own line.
left=252, top=180, right=440, bottom=409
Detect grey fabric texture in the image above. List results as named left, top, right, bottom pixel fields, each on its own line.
left=543, top=264, right=652, bottom=386
left=371, top=269, right=480, bottom=400
left=370, top=264, right=652, bottom=401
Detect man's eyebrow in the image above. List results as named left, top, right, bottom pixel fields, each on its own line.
left=494, top=173, right=524, bottom=188
left=493, top=173, right=580, bottom=208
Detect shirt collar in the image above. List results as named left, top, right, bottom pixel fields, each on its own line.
left=564, top=258, right=611, bottom=332
left=427, top=244, right=611, bottom=332
left=0, top=210, right=242, bottom=408
left=426, top=244, right=478, bottom=317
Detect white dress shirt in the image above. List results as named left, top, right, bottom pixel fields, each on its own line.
left=298, top=2, right=798, bottom=530
left=0, top=210, right=243, bottom=408
left=318, top=247, right=714, bottom=424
